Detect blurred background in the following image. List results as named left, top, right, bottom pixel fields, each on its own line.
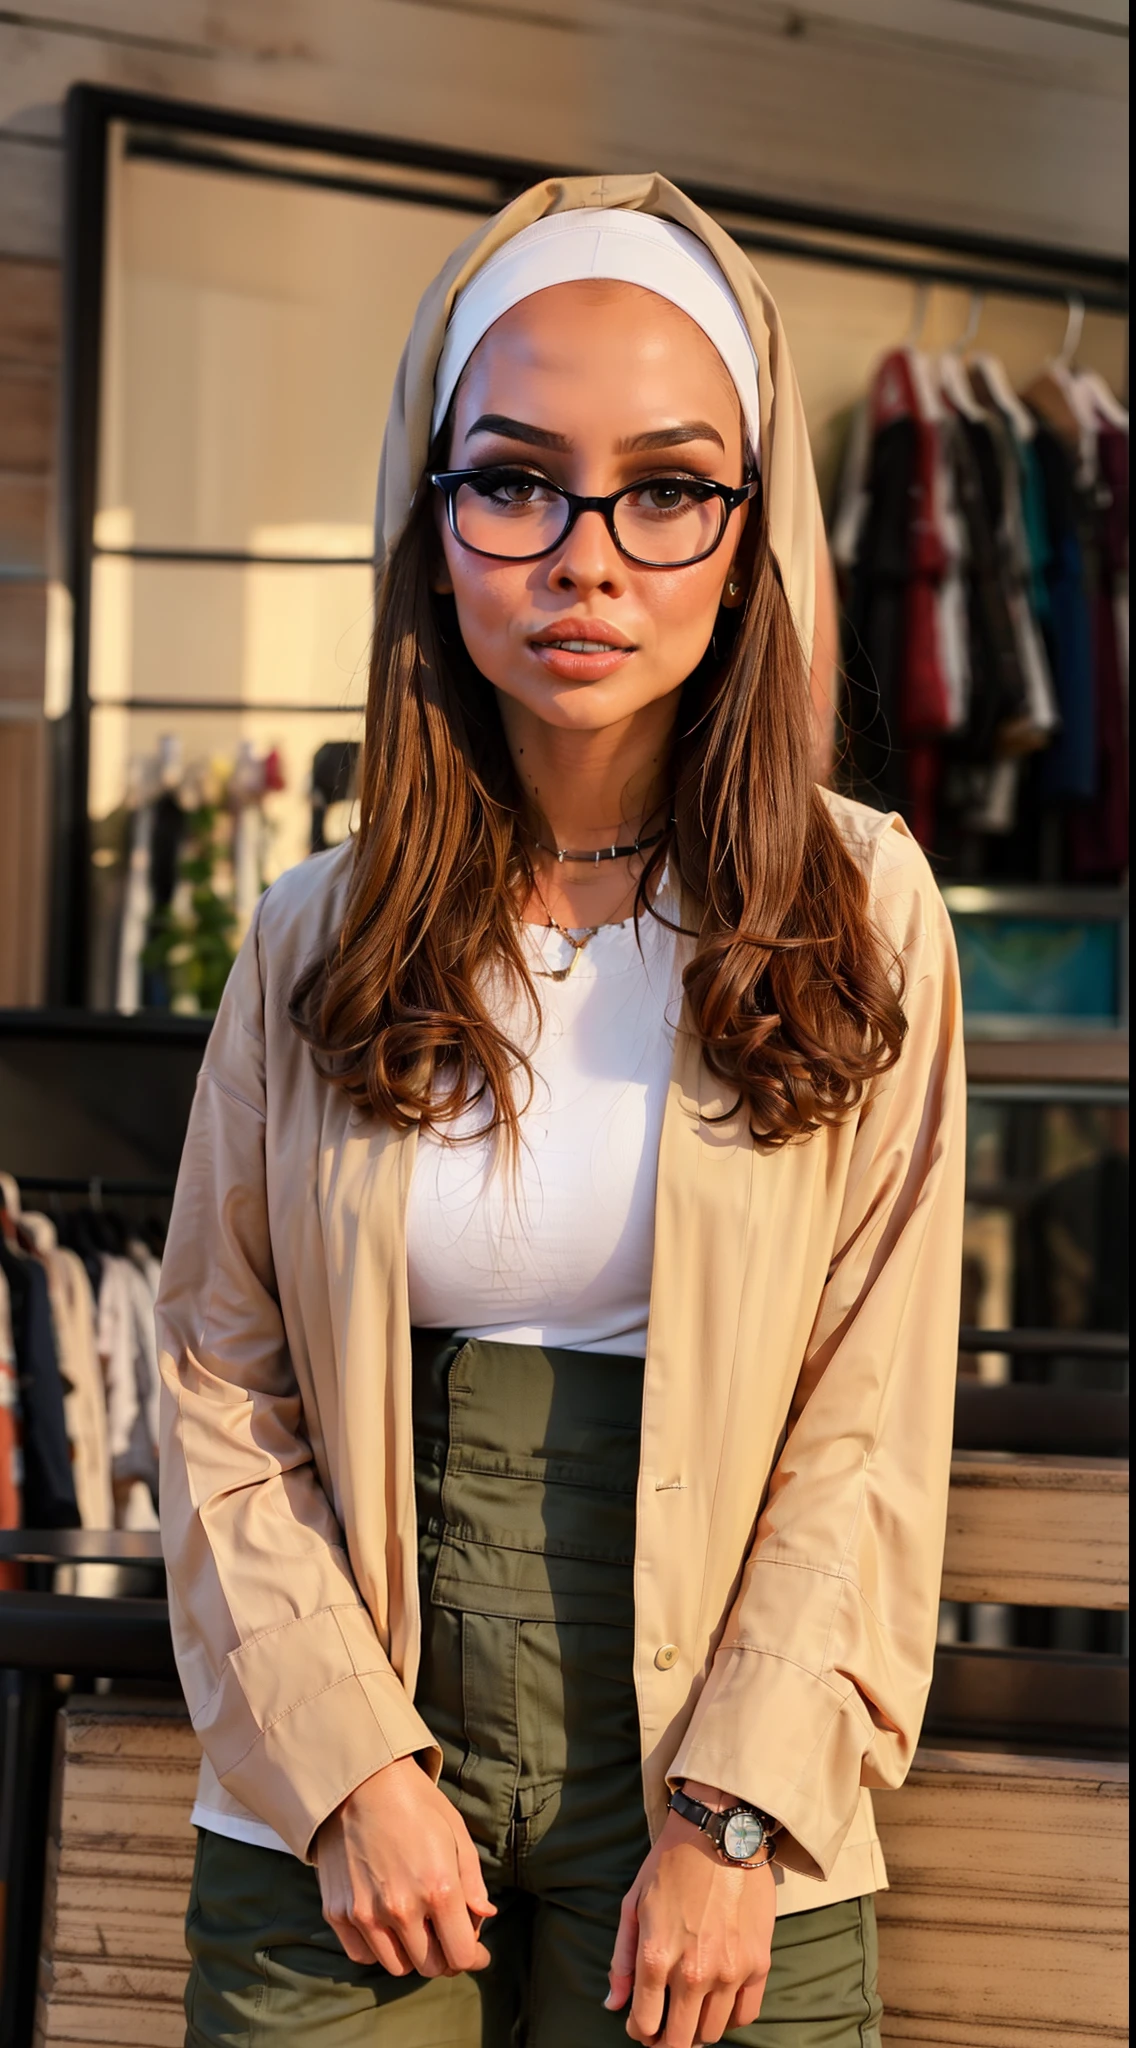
left=0, top=6, right=1128, bottom=2046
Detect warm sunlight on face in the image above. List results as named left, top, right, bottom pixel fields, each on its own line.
left=437, top=281, right=751, bottom=737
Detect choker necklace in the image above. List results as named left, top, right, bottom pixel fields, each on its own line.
left=531, top=819, right=669, bottom=866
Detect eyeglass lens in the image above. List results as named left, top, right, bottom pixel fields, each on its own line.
left=450, top=472, right=728, bottom=565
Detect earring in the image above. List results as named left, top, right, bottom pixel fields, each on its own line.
left=727, top=579, right=740, bottom=597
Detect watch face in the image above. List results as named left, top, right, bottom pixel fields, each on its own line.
left=721, top=1810, right=767, bottom=1863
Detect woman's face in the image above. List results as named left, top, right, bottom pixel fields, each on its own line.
left=438, top=280, right=750, bottom=735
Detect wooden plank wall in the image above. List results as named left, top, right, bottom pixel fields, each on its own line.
left=0, top=0, right=1128, bottom=1002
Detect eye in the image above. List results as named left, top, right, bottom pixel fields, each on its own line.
left=469, top=466, right=558, bottom=509
left=626, top=476, right=716, bottom=517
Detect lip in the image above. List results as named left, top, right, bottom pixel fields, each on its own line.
left=529, top=619, right=636, bottom=650
left=527, top=617, right=637, bottom=682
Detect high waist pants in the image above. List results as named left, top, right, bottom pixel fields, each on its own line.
left=184, top=1335, right=883, bottom=2046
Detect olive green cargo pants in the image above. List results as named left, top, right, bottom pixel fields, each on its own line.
left=184, top=1336, right=882, bottom=2046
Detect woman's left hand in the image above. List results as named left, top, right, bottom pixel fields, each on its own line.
left=605, top=1782, right=775, bottom=2046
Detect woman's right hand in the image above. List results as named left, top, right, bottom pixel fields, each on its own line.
left=315, top=1755, right=497, bottom=1977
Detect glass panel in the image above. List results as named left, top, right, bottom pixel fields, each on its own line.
left=88, top=556, right=373, bottom=709
left=953, top=913, right=1123, bottom=1026
left=962, top=1093, right=1129, bottom=1387
left=87, top=703, right=363, bottom=1013
left=96, top=127, right=484, bottom=555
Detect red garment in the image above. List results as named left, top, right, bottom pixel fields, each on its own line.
left=870, top=352, right=952, bottom=743
left=0, top=1248, right=24, bottom=1591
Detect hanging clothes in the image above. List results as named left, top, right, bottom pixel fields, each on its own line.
left=1032, top=423, right=1096, bottom=803
left=0, top=1257, right=23, bottom=1583
left=1067, top=422, right=1129, bottom=880
left=838, top=351, right=959, bottom=842
left=0, top=1235, right=80, bottom=1529
left=21, top=1212, right=113, bottom=1531
left=836, top=338, right=1126, bottom=881
left=96, top=1251, right=161, bottom=1528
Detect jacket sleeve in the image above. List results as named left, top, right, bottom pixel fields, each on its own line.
left=668, top=829, right=966, bottom=1881
left=157, top=899, right=439, bottom=1861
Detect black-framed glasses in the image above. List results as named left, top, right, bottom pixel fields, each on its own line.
left=430, top=466, right=760, bottom=568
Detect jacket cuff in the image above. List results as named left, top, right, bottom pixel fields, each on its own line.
left=665, top=1644, right=878, bottom=1882
left=187, top=1603, right=442, bottom=1862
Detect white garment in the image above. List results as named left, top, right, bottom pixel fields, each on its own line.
left=194, top=900, right=681, bottom=1852
left=97, top=1253, right=161, bottom=1525
left=21, top=1215, right=113, bottom=1530
left=431, top=208, right=762, bottom=455
left=408, top=909, right=681, bottom=1357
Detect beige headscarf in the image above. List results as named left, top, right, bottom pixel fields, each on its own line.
left=374, top=172, right=825, bottom=672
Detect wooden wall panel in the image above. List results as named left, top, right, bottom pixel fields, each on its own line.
left=0, top=581, right=49, bottom=707
left=875, top=1748, right=1130, bottom=2048
left=942, top=1455, right=1129, bottom=1610
left=0, top=257, right=60, bottom=367
left=0, top=133, right=65, bottom=263
left=0, top=363, right=57, bottom=472
left=0, top=716, right=48, bottom=1003
left=0, top=1, right=1128, bottom=258
left=0, top=475, right=50, bottom=577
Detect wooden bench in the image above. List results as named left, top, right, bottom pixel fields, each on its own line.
left=35, top=1703, right=196, bottom=2048
left=941, top=1453, right=1128, bottom=1609
left=874, top=1748, right=1129, bottom=2047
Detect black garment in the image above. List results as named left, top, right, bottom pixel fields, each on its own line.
left=947, top=416, right=1029, bottom=766
left=842, top=416, right=918, bottom=816
left=141, top=790, right=187, bottom=1011
left=310, top=741, right=360, bottom=854
left=0, top=1241, right=80, bottom=1528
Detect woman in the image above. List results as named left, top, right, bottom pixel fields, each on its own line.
left=159, top=174, right=965, bottom=2048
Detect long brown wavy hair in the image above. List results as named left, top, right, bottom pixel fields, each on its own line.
left=291, top=476, right=906, bottom=1151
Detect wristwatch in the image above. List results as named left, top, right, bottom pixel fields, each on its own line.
left=668, top=1787, right=780, bottom=1866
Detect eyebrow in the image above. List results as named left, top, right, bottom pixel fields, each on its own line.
left=465, top=414, right=571, bottom=451
left=617, top=422, right=726, bottom=454
left=464, top=413, right=727, bottom=455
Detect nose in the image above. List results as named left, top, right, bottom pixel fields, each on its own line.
left=545, top=507, right=627, bottom=600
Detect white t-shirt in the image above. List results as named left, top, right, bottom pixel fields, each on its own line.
left=408, top=904, right=682, bottom=1355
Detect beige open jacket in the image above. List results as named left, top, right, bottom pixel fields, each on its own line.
left=157, top=786, right=965, bottom=1917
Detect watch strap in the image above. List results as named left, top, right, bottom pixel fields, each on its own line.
left=668, top=1786, right=716, bottom=1835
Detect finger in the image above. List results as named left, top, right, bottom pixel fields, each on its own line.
left=366, top=1925, right=417, bottom=1977
left=429, top=1884, right=492, bottom=1975
left=728, top=1971, right=769, bottom=2031
left=389, top=1908, right=435, bottom=1976
left=604, top=1893, right=639, bottom=2012
left=419, top=1925, right=463, bottom=1979
left=324, top=1912, right=380, bottom=1967
left=450, top=1815, right=497, bottom=1923
left=696, top=1984, right=739, bottom=2044
left=628, top=1941, right=670, bottom=2043
left=657, top=1970, right=703, bottom=2048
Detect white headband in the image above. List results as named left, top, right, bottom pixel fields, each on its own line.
left=431, top=208, right=761, bottom=461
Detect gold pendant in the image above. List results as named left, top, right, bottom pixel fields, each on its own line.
left=537, top=956, right=578, bottom=983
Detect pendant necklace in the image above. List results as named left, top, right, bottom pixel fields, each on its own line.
left=529, top=878, right=603, bottom=983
